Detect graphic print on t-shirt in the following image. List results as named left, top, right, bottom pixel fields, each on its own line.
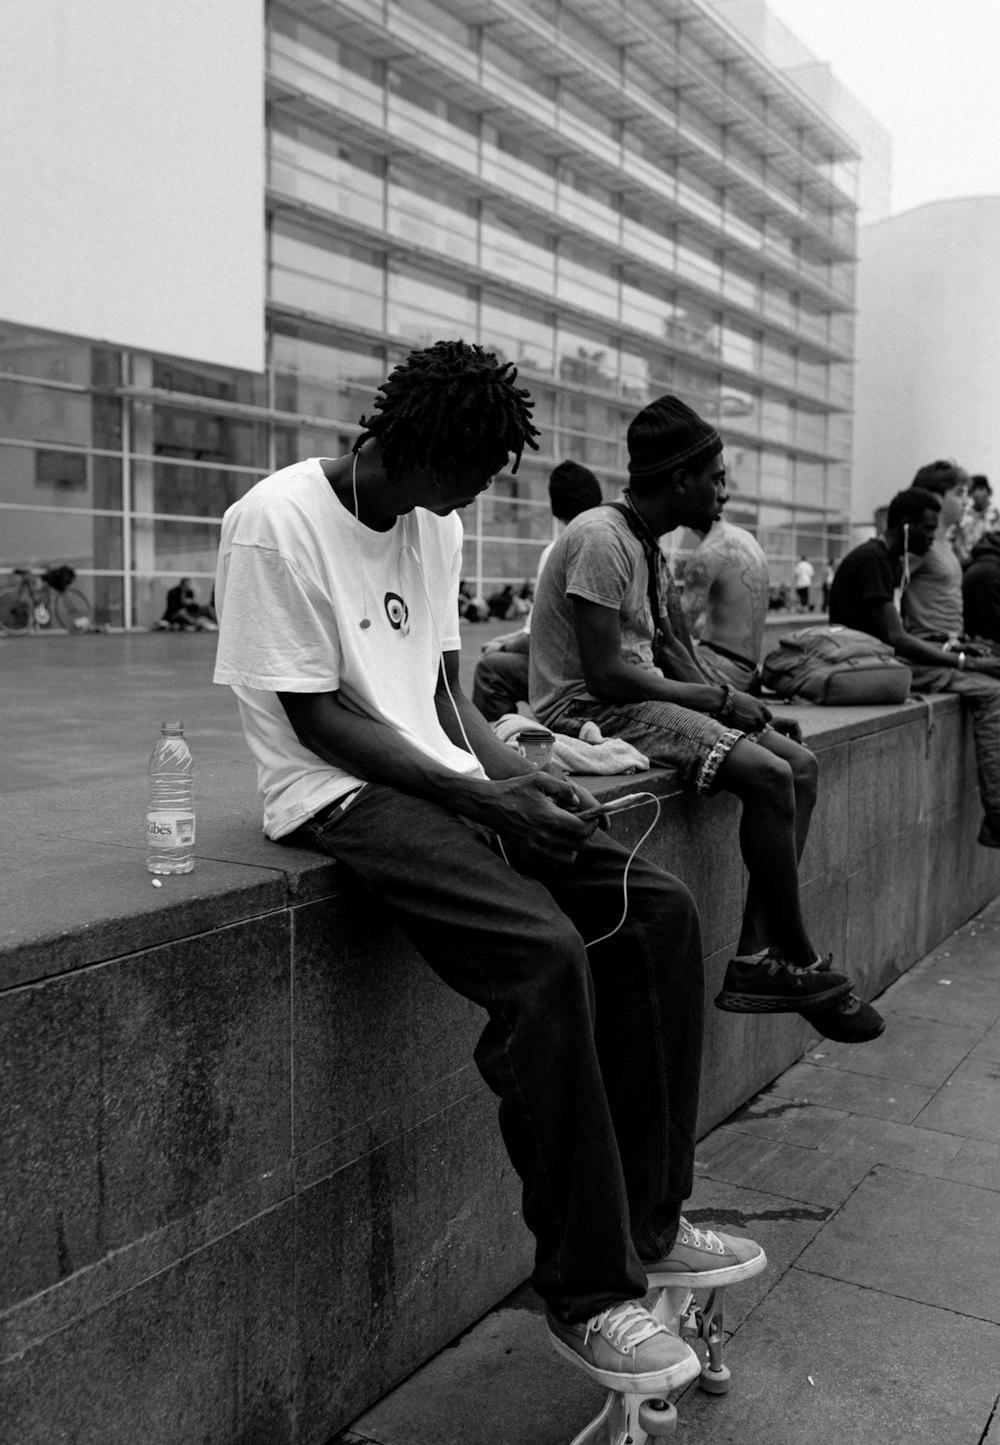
left=384, top=591, right=409, bottom=631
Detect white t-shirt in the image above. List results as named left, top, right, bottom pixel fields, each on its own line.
left=213, top=457, right=483, bottom=838
left=794, top=559, right=815, bottom=589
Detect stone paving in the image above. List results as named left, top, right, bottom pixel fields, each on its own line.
left=340, top=902, right=1000, bottom=1445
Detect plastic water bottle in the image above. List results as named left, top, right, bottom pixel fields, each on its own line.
left=146, top=721, right=195, bottom=874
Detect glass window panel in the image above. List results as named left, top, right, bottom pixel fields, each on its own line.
left=621, top=282, right=678, bottom=339
left=131, top=517, right=222, bottom=575
left=724, top=444, right=760, bottom=497
left=556, top=326, right=618, bottom=392
left=482, top=208, right=555, bottom=293
left=621, top=348, right=655, bottom=404
left=0, top=378, right=103, bottom=448
left=670, top=300, right=717, bottom=354
left=139, top=461, right=263, bottom=519
left=272, top=330, right=385, bottom=422
left=719, top=323, right=757, bottom=371
left=390, top=0, right=474, bottom=48
left=556, top=247, right=618, bottom=319
left=481, top=126, right=557, bottom=208
left=476, top=537, right=557, bottom=588
left=555, top=393, right=620, bottom=472
left=560, top=9, right=619, bottom=69
left=387, top=166, right=477, bottom=263
left=151, top=405, right=268, bottom=469
left=761, top=340, right=794, bottom=384
left=676, top=235, right=721, bottom=290
left=269, top=13, right=385, bottom=126
left=479, top=296, right=555, bottom=377
left=559, top=86, right=618, bottom=146
left=721, top=263, right=759, bottom=306
left=0, top=322, right=120, bottom=387
left=0, top=505, right=121, bottom=574
left=386, top=263, right=477, bottom=347
left=677, top=164, right=721, bottom=226
left=793, top=408, right=827, bottom=452
left=150, top=357, right=265, bottom=409
left=0, top=442, right=122, bottom=512
left=622, top=211, right=675, bottom=269
left=720, top=386, right=760, bottom=436
left=270, top=118, right=384, bottom=230
left=273, top=425, right=351, bottom=471
left=794, top=460, right=826, bottom=507
left=482, top=35, right=557, bottom=105
left=673, top=365, right=719, bottom=418
left=270, top=220, right=384, bottom=326
left=761, top=397, right=792, bottom=444
left=760, top=451, right=793, bottom=502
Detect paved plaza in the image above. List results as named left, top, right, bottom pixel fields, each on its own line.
left=342, top=903, right=1000, bottom=1445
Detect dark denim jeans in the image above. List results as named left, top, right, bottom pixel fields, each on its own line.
left=285, top=783, right=704, bottom=1323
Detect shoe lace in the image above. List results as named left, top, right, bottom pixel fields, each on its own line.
left=585, top=1302, right=665, bottom=1352
left=678, top=1216, right=724, bottom=1251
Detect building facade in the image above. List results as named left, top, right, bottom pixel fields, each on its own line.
left=1, top=0, right=861, bottom=629
left=852, top=196, right=1000, bottom=534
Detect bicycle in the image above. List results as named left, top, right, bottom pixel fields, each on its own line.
left=0, top=565, right=93, bottom=636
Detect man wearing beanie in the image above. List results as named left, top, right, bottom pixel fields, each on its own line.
left=530, top=394, right=881, bottom=1042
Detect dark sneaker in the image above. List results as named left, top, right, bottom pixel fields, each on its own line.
left=546, top=1300, right=700, bottom=1392
left=644, top=1217, right=767, bottom=1289
left=801, top=990, right=886, bottom=1043
left=978, top=814, right=1000, bottom=848
left=715, top=949, right=852, bottom=1014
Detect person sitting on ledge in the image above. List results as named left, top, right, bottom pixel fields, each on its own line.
left=213, top=340, right=765, bottom=1401
left=473, top=460, right=604, bottom=722
left=830, top=481, right=1000, bottom=849
left=680, top=516, right=770, bottom=695
left=529, top=393, right=883, bottom=1044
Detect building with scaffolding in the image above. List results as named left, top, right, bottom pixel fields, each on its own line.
left=1, top=0, right=862, bottom=627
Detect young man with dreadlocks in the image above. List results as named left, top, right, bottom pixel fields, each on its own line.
left=214, top=340, right=764, bottom=1400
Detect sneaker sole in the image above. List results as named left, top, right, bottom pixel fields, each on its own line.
left=715, top=978, right=852, bottom=1013
left=547, top=1329, right=701, bottom=1394
left=646, top=1245, right=767, bottom=1291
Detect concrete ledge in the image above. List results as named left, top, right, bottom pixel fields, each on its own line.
left=3, top=692, right=1000, bottom=1443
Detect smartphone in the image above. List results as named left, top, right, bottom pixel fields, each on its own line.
left=575, top=796, right=638, bottom=821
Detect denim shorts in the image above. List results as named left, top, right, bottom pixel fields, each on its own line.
left=552, top=698, right=744, bottom=794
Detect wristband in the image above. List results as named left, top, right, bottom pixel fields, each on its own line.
left=716, top=683, right=737, bottom=722
left=958, top=652, right=966, bottom=671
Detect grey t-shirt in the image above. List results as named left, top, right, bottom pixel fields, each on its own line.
left=529, top=506, right=667, bottom=725
left=902, top=537, right=964, bottom=639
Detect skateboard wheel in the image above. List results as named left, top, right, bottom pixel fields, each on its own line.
left=699, top=1363, right=731, bottom=1395
left=637, top=1398, right=677, bottom=1435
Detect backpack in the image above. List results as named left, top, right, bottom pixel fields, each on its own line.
left=761, top=625, right=912, bottom=705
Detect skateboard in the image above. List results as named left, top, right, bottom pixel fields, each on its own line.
left=566, top=1252, right=768, bottom=1443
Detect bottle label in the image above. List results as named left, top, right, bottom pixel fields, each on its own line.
left=146, top=813, right=196, bottom=847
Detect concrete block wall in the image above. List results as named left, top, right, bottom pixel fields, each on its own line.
left=3, top=694, right=999, bottom=1443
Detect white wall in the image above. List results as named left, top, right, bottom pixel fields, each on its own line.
left=853, top=197, right=1000, bottom=527
left=0, top=0, right=264, bottom=372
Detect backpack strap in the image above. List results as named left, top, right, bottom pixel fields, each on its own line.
left=604, top=501, right=662, bottom=645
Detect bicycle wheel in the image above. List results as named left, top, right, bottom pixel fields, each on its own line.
left=55, top=587, right=92, bottom=635
left=0, top=585, right=31, bottom=635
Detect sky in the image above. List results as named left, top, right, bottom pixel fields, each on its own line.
left=764, top=0, right=1000, bottom=215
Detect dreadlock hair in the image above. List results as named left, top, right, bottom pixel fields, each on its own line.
left=354, top=340, right=540, bottom=484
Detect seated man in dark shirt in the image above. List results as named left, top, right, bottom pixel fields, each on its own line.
left=963, top=532, right=1000, bottom=646
left=830, top=487, right=1000, bottom=847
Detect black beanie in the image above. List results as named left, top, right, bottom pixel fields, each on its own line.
left=627, top=395, right=722, bottom=482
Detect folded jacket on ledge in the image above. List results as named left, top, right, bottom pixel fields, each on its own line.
left=492, top=713, right=651, bottom=775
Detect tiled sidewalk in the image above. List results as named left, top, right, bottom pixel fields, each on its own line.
left=339, top=900, right=1000, bottom=1445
